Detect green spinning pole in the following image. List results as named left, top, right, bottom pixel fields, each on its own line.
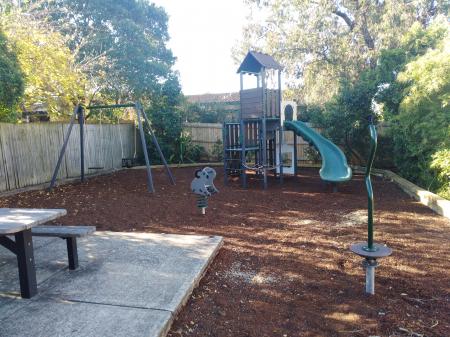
left=350, top=115, right=392, bottom=295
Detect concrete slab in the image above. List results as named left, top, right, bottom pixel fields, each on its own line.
left=0, top=296, right=173, bottom=337
left=0, top=237, right=69, bottom=295
left=41, top=233, right=222, bottom=312
left=0, top=231, right=223, bottom=337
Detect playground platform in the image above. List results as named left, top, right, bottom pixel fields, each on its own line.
left=0, top=231, right=223, bottom=337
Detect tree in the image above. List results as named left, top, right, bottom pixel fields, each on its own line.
left=0, top=28, right=24, bottom=122
left=146, top=74, right=184, bottom=163
left=387, top=29, right=450, bottom=197
left=310, top=18, right=449, bottom=198
left=2, top=14, right=85, bottom=120
left=35, top=0, right=177, bottom=103
left=236, top=0, right=449, bottom=105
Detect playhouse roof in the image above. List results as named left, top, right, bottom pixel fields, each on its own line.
left=237, top=51, right=283, bottom=74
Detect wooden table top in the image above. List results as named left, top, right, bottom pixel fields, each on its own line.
left=0, top=208, right=67, bottom=235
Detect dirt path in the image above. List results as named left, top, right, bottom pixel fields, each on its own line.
left=1, top=167, right=448, bottom=336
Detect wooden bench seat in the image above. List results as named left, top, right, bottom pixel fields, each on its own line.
left=31, top=226, right=95, bottom=270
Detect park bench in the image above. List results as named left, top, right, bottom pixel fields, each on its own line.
left=31, top=226, right=95, bottom=270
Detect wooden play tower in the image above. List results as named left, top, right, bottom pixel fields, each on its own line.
left=223, top=51, right=284, bottom=189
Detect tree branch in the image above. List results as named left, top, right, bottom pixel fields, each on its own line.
left=332, top=9, right=355, bottom=30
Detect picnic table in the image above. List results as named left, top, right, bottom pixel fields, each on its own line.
left=0, top=208, right=67, bottom=298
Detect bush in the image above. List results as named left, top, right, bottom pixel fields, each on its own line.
left=430, top=149, right=450, bottom=199
left=172, top=131, right=206, bottom=164
left=387, top=35, right=450, bottom=198
left=211, top=139, right=223, bottom=162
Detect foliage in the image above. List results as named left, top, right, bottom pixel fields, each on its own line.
left=37, top=0, right=176, bottom=103
left=2, top=14, right=85, bottom=120
left=430, top=149, right=450, bottom=199
left=306, top=18, right=449, bottom=197
left=174, top=132, right=206, bottom=164
left=304, top=146, right=321, bottom=163
left=211, top=139, right=223, bottom=162
left=182, top=101, right=238, bottom=123
left=0, top=28, right=24, bottom=122
left=386, top=34, right=450, bottom=197
left=237, top=0, right=448, bottom=106
left=145, top=75, right=185, bottom=164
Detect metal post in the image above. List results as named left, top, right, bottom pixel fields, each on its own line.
left=79, top=106, right=85, bottom=182
left=293, top=131, right=298, bottom=176
left=135, top=104, right=155, bottom=193
left=364, top=258, right=377, bottom=295
left=240, top=120, right=247, bottom=188
left=278, top=127, right=283, bottom=184
left=49, top=105, right=80, bottom=190
left=138, top=102, right=175, bottom=185
left=261, top=68, right=268, bottom=189
left=365, top=115, right=377, bottom=251
left=278, top=69, right=283, bottom=184
left=223, top=123, right=228, bottom=186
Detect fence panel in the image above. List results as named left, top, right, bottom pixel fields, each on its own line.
left=184, top=123, right=223, bottom=154
left=0, top=122, right=137, bottom=193
left=184, top=122, right=322, bottom=164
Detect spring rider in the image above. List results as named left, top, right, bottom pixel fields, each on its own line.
left=350, top=115, right=392, bottom=295
left=191, top=167, right=219, bottom=215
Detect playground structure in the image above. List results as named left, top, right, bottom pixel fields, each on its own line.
left=49, top=102, right=175, bottom=193
left=223, top=51, right=284, bottom=189
left=223, top=51, right=352, bottom=189
left=190, top=167, right=219, bottom=215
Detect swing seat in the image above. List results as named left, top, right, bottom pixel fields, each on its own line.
left=88, top=166, right=104, bottom=170
left=122, top=158, right=137, bottom=168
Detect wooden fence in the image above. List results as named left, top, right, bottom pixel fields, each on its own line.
left=0, top=121, right=321, bottom=194
left=184, top=122, right=322, bottom=164
left=0, top=123, right=138, bottom=193
left=183, top=123, right=223, bottom=154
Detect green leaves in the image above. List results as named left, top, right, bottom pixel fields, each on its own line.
left=0, top=28, right=24, bottom=122
left=306, top=17, right=450, bottom=199
left=2, top=15, right=86, bottom=120
left=42, top=0, right=175, bottom=102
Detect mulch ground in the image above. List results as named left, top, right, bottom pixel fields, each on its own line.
left=1, top=167, right=449, bottom=337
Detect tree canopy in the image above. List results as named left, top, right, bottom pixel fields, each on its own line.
left=236, top=0, right=449, bottom=105
left=39, top=0, right=177, bottom=103
left=2, top=14, right=85, bottom=120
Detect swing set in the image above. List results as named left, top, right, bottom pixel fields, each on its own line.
left=48, top=101, right=175, bottom=193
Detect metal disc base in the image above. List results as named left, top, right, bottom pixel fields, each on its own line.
left=350, top=242, right=392, bottom=259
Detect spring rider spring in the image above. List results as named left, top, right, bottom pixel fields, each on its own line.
left=191, top=167, right=219, bottom=215
left=350, top=115, right=392, bottom=295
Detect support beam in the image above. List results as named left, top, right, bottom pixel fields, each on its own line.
left=278, top=69, right=283, bottom=184
left=293, top=132, right=298, bottom=176
left=240, top=120, right=247, bottom=188
left=66, top=237, right=78, bottom=270
left=261, top=68, right=268, bottom=189
left=222, top=123, right=228, bottom=186
left=135, top=104, right=155, bottom=193
left=15, top=229, right=37, bottom=298
left=138, top=102, right=175, bottom=186
left=79, top=106, right=85, bottom=182
left=49, top=105, right=80, bottom=191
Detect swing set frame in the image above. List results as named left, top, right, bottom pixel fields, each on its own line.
left=49, top=101, right=175, bottom=193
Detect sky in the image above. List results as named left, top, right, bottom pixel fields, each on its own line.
left=152, top=0, right=249, bottom=95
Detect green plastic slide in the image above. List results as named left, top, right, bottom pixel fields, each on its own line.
left=284, top=120, right=352, bottom=182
